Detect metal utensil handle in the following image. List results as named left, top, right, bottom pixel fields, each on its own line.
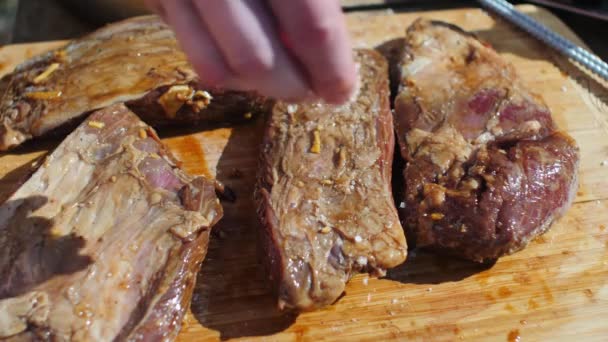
left=524, top=0, right=608, bottom=22
left=478, top=0, right=608, bottom=81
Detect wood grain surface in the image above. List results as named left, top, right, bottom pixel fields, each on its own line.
left=0, top=5, right=607, bottom=341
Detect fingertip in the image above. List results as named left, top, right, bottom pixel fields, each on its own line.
left=280, top=89, right=319, bottom=104
left=192, top=0, right=276, bottom=79
left=268, top=0, right=357, bottom=105
left=191, top=59, right=230, bottom=86
left=143, top=0, right=163, bottom=14
left=315, top=70, right=358, bottom=105
left=162, top=1, right=232, bottom=87
left=228, top=50, right=275, bottom=78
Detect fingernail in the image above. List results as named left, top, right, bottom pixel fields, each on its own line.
left=324, top=89, right=355, bottom=105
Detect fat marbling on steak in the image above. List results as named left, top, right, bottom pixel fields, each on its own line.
left=256, top=49, right=407, bottom=311
left=0, top=104, right=222, bottom=341
left=392, top=19, right=579, bottom=262
left=0, top=15, right=263, bottom=151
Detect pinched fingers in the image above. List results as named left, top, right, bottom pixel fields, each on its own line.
left=269, top=0, right=357, bottom=104
left=191, top=0, right=310, bottom=100
left=159, top=0, right=230, bottom=85
left=145, top=0, right=357, bottom=103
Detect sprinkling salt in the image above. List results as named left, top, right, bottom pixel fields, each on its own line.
left=286, top=104, right=298, bottom=114
left=399, top=202, right=406, bottom=209
left=356, top=256, right=368, bottom=266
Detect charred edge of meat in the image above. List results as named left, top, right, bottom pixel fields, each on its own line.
left=375, top=38, right=408, bottom=101
left=126, top=84, right=270, bottom=127
left=255, top=187, right=288, bottom=307
left=112, top=251, right=174, bottom=340
left=213, top=180, right=237, bottom=203
left=125, top=231, right=210, bottom=340
left=425, top=19, right=496, bottom=51
left=427, top=19, right=480, bottom=40
left=253, top=121, right=308, bottom=311
left=254, top=116, right=285, bottom=303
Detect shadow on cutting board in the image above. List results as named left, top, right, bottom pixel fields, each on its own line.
left=385, top=249, right=496, bottom=285
left=0, top=195, right=92, bottom=299
left=0, top=136, right=59, bottom=156
left=0, top=135, right=62, bottom=203
left=0, top=153, right=45, bottom=202
left=189, top=117, right=298, bottom=340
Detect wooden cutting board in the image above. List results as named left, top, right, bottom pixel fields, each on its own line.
left=1, top=5, right=607, bottom=341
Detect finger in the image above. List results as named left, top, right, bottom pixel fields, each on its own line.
left=193, top=0, right=272, bottom=78
left=193, top=0, right=310, bottom=100
left=162, top=0, right=230, bottom=85
left=269, top=0, right=357, bottom=104
left=143, top=0, right=166, bottom=20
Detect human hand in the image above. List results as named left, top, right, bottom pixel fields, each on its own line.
left=145, top=0, right=357, bottom=104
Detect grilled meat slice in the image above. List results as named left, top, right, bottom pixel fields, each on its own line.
left=256, top=49, right=407, bottom=311
left=392, top=19, right=580, bottom=262
left=0, top=104, right=222, bottom=341
left=0, top=15, right=263, bottom=151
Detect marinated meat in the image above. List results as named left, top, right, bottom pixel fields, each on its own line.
left=392, top=19, right=579, bottom=262
left=256, top=49, right=407, bottom=311
left=0, top=104, right=222, bottom=340
left=0, top=15, right=263, bottom=151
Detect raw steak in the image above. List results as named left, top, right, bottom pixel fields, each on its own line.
left=256, top=49, right=407, bottom=311
left=392, top=19, right=579, bottom=262
left=0, top=104, right=222, bottom=340
left=0, top=15, right=262, bottom=151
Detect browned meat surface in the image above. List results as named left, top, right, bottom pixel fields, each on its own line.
left=0, top=104, right=222, bottom=340
left=0, top=15, right=263, bottom=151
left=256, top=49, right=407, bottom=311
left=392, top=19, right=579, bottom=262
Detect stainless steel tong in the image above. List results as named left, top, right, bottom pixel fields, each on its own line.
left=479, top=0, right=608, bottom=82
